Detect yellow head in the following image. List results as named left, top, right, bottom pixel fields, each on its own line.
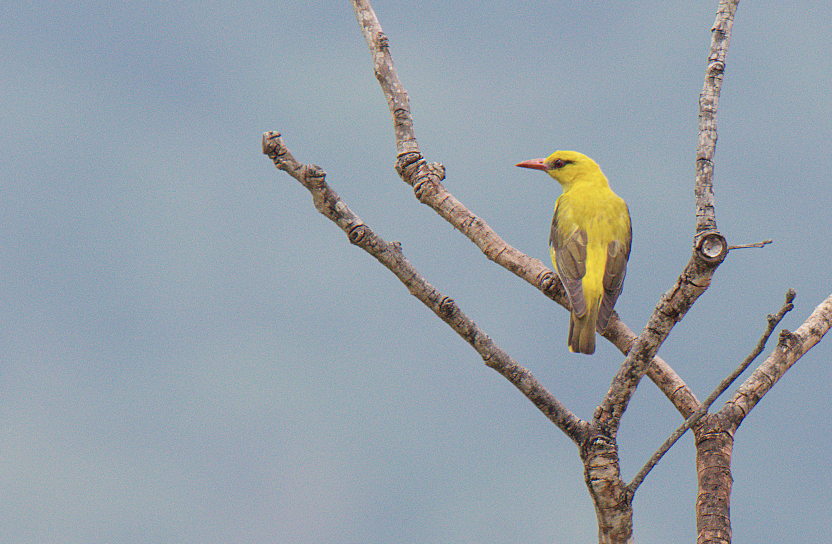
left=516, top=150, right=608, bottom=190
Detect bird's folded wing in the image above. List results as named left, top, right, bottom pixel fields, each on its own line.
left=551, top=225, right=588, bottom=319
left=598, top=239, right=629, bottom=332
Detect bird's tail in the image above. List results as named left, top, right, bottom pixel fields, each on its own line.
left=568, top=305, right=598, bottom=355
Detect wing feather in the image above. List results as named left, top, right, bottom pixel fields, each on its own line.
left=550, top=204, right=588, bottom=318
left=597, top=210, right=632, bottom=332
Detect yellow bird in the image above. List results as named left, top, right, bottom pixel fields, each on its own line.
left=517, top=151, right=631, bottom=354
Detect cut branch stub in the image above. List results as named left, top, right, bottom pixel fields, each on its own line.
left=696, top=231, right=728, bottom=264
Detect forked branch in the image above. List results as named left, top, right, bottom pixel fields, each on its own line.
left=593, top=0, right=739, bottom=434
left=694, top=291, right=831, bottom=544
left=627, top=290, right=796, bottom=496
left=350, top=0, right=699, bottom=421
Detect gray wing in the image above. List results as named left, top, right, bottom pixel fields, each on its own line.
left=550, top=208, right=588, bottom=318
left=597, top=235, right=631, bottom=333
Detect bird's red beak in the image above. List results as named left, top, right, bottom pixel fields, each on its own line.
left=515, top=158, right=549, bottom=171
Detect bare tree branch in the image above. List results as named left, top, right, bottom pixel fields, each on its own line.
left=262, top=131, right=587, bottom=444
left=351, top=0, right=568, bottom=304
left=694, top=291, right=832, bottom=544
left=266, top=1, right=832, bottom=542
left=583, top=244, right=732, bottom=541
left=595, top=246, right=726, bottom=434
left=593, top=0, right=740, bottom=435
left=723, top=290, right=832, bottom=426
left=265, top=1, right=832, bottom=542
left=351, top=0, right=701, bottom=424
left=606, top=317, right=701, bottom=419
left=349, top=5, right=735, bottom=538
left=626, top=290, right=796, bottom=496
left=696, top=0, right=739, bottom=238
left=352, top=0, right=418, bottom=158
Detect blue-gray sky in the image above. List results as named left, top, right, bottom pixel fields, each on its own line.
left=3, top=1, right=831, bottom=542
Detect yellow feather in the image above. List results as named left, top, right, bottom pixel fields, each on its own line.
left=518, top=151, right=631, bottom=354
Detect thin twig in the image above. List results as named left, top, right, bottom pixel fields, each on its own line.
left=728, top=239, right=773, bottom=250
left=351, top=0, right=418, bottom=158
left=695, top=0, right=738, bottom=237
left=626, top=289, right=796, bottom=496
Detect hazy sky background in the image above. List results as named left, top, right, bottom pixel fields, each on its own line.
left=3, top=1, right=831, bottom=542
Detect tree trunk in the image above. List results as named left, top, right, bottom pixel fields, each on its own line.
left=694, top=413, right=735, bottom=544
left=582, top=428, right=634, bottom=544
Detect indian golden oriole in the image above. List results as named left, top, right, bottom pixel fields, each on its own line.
left=517, top=151, right=631, bottom=354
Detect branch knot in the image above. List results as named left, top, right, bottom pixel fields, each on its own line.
left=348, top=224, right=368, bottom=244
left=438, top=296, right=457, bottom=318
left=425, top=162, right=446, bottom=181
left=538, top=270, right=561, bottom=299
left=261, top=131, right=281, bottom=157
left=394, top=154, right=443, bottom=203
left=395, top=151, right=423, bottom=178
left=707, top=60, right=726, bottom=75
left=777, top=328, right=797, bottom=350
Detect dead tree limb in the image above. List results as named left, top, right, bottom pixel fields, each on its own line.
left=262, top=131, right=586, bottom=443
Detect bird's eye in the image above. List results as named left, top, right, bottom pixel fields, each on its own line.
left=552, top=159, right=566, bottom=168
